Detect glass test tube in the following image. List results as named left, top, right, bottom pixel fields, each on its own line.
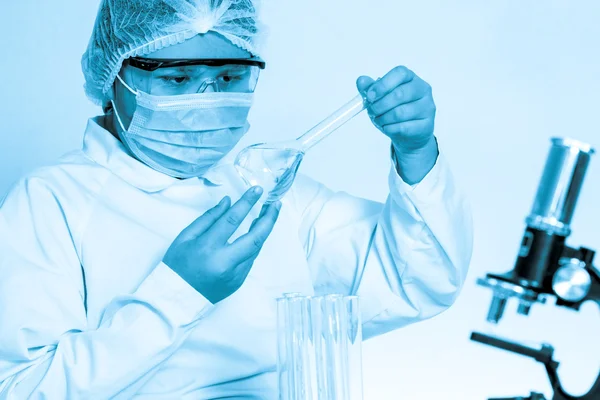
left=311, top=296, right=328, bottom=398
left=278, top=293, right=300, bottom=400
left=290, top=297, right=305, bottom=399
left=325, top=295, right=346, bottom=399
left=296, top=94, right=366, bottom=152
left=277, top=297, right=291, bottom=399
left=344, top=296, right=363, bottom=400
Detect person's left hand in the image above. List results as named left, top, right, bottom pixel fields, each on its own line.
left=357, top=66, right=436, bottom=153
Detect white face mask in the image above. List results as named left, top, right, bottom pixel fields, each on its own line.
left=111, top=75, right=253, bottom=179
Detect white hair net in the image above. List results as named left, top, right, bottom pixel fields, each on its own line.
left=81, top=0, right=266, bottom=105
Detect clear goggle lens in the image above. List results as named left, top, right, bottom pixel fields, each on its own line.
left=126, top=63, right=261, bottom=95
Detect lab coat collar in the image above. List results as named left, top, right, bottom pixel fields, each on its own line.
left=82, top=116, right=228, bottom=192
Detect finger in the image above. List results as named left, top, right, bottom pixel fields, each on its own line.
left=247, top=202, right=274, bottom=233
left=374, top=96, right=435, bottom=126
left=258, top=202, right=271, bottom=218
left=178, top=196, right=231, bottom=241
left=356, top=76, right=376, bottom=96
left=248, top=209, right=264, bottom=231
left=366, top=66, right=415, bottom=102
left=369, top=78, right=431, bottom=116
left=206, top=186, right=264, bottom=244
left=381, top=118, right=435, bottom=137
left=227, top=201, right=281, bottom=263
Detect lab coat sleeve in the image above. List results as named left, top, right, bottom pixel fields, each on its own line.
left=0, top=176, right=213, bottom=399
left=288, top=150, right=473, bottom=340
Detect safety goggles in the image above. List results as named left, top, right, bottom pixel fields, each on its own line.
left=124, top=56, right=266, bottom=95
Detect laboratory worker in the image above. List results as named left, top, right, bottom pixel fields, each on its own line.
left=0, top=0, right=473, bottom=398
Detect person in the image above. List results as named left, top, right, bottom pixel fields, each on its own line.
left=0, top=0, right=473, bottom=398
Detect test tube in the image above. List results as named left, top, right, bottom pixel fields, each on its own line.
left=289, top=296, right=305, bottom=400
left=322, top=294, right=349, bottom=399
left=310, top=296, right=328, bottom=399
left=344, top=296, right=363, bottom=400
left=278, top=293, right=315, bottom=400
left=301, top=297, right=316, bottom=400
left=277, top=297, right=290, bottom=400
left=296, top=94, right=366, bottom=151
left=278, top=294, right=301, bottom=400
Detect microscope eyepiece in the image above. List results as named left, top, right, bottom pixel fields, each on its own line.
left=528, top=137, right=594, bottom=235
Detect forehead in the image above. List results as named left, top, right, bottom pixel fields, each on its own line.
left=145, top=32, right=252, bottom=60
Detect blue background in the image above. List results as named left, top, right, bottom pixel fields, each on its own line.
left=1, top=1, right=598, bottom=398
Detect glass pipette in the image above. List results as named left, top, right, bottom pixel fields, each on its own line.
left=234, top=94, right=367, bottom=203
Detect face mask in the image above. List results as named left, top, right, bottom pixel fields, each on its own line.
left=111, top=75, right=253, bottom=179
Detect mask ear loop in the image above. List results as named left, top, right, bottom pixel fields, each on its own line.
left=116, top=73, right=138, bottom=95
left=111, top=100, right=128, bottom=133
left=111, top=74, right=139, bottom=133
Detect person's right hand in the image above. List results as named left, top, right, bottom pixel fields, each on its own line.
left=163, top=186, right=281, bottom=304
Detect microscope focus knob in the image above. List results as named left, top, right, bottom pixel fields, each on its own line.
left=552, top=258, right=592, bottom=302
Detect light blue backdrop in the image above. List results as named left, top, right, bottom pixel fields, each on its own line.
left=1, top=1, right=598, bottom=399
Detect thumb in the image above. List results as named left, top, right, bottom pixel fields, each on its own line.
left=356, top=76, right=376, bottom=96
left=178, top=196, right=231, bottom=241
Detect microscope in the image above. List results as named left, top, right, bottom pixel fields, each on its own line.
left=470, top=137, right=600, bottom=400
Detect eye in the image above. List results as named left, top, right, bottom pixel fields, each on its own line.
left=219, top=75, right=236, bottom=83
left=218, top=71, right=246, bottom=84
left=159, top=76, right=190, bottom=85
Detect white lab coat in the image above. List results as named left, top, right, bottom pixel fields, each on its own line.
left=0, top=116, right=472, bottom=399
